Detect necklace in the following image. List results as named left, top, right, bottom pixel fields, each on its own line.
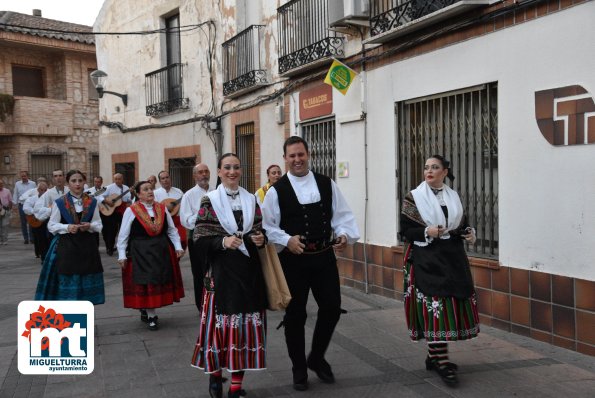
left=224, top=186, right=240, bottom=200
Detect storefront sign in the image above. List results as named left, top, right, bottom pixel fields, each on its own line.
left=299, top=84, right=333, bottom=121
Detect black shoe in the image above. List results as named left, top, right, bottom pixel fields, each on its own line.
left=106, top=248, right=114, bottom=256
left=292, top=367, right=308, bottom=391
left=227, top=390, right=241, bottom=398
left=209, top=375, right=222, bottom=398
left=148, top=316, right=159, bottom=331
left=24, top=240, right=29, bottom=244
left=425, top=356, right=458, bottom=386
left=140, top=309, right=148, bottom=323
left=307, top=356, right=335, bottom=384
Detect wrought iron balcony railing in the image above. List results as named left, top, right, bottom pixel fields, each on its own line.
left=223, top=25, right=268, bottom=97
left=145, top=63, right=189, bottom=117
left=278, top=0, right=344, bottom=74
left=370, top=0, right=459, bottom=36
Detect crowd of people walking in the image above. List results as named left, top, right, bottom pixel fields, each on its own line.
left=0, top=137, right=480, bottom=395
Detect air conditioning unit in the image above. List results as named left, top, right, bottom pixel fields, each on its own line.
left=328, top=0, right=370, bottom=27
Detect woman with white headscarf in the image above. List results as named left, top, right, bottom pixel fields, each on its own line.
left=400, top=155, right=478, bottom=387
left=190, top=153, right=267, bottom=398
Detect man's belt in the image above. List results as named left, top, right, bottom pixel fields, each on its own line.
left=283, top=237, right=336, bottom=255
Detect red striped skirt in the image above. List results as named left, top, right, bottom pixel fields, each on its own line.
left=191, top=284, right=267, bottom=373
left=121, top=246, right=185, bottom=309
left=403, top=246, right=480, bottom=342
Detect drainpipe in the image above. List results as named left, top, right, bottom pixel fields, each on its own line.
left=360, top=31, right=369, bottom=294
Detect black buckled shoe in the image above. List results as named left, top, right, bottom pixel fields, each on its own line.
left=306, top=357, right=335, bottom=384
left=425, top=356, right=458, bottom=386
left=148, top=316, right=159, bottom=331
left=292, top=367, right=308, bottom=391
left=140, top=309, right=148, bottom=323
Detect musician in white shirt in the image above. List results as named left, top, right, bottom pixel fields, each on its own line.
left=99, top=173, right=131, bottom=256
left=85, top=176, right=106, bottom=204
left=23, top=182, right=48, bottom=260
left=154, top=170, right=186, bottom=250
left=179, top=163, right=211, bottom=312
left=33, top=170, right=69, bottom=260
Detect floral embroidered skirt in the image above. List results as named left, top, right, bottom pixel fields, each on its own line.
left=191, top=281, right=267, bottom=373
left=404, top=260, right=479, bottom=342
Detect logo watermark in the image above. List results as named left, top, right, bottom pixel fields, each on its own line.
left=18, top=301, right=94, bottom=375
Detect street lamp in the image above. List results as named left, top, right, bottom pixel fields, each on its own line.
left=90, top=70, right=128, bottom=106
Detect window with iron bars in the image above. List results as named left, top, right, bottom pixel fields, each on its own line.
left=29, top=154, right=64, bottom=183
left=89, top=152, right=100, bottom=181
left=235, top=123, right=256, bottom=193
left=301, top=118, right=336, bottom=180
left=396, top=83, right=498, bottom=258
left=168, top=157, right=195, bottom=192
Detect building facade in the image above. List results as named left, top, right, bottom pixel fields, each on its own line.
left=94, top=0, right=595, bottom=355
left=0, top=10, right=99, bottom=199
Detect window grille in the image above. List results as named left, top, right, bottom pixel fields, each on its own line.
left=89, top=152, right=100, bottom=181
left=301, top=118, right=336, bottom=180
left=28, top=146, right=66, bottom=183
left=115, top=162, right=136, bottom=188
left=168, top=157, right=196, bottom=192
left=396, top=83, right=498, bottom=258
left=235, top=123, right=256, bottom=193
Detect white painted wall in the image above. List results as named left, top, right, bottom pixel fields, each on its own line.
left=357, top=2, right=595, bottom=280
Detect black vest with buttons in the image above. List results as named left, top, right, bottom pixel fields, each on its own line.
left=275, top=172, right=333, bottom=242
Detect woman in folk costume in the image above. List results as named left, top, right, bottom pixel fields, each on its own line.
left=116, top=180, right=185, bottom=331
left=400, top=155, right=479, bottom=386
left=35, top=170, right=104, bottom=304
left=191, top=153, right=267, bottom=398
left=254, top=164, right=282, bottom=208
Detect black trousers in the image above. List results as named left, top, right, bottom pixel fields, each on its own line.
left=101, top=212, right=122, bottom=251
left=279, top=249, right=342, bottom=371
left=32, top=224, right=50, bottom=260
left=188, top=237, right=206, bottom=312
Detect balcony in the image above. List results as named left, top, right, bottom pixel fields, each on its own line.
left=145, top=63, right=189, bottom=117
left=366, top=0, right=491, bottom=44
left=223, top=25, right=269, bottom=98
left=0, top=97, right=72, bottom=136
left=278, top=0, right=344, bottom=75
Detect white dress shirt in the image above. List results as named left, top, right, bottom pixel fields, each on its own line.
left=262, top=171, right=360, bottom=250
left=85, top=186, right=106, bottom=204
left=47, top=195, right=103, bottom=235
left=116, top=202, right=182, bottom=261
left=179, top=185, right=209, bottom=229
left=154, top=186, right=183, bottom=202
left=23, top=193, right=42, bottom=215
left=33, top=186, right=70, bottom=221
left=100, top=183, right=132, bottom=203
left=19, top=187, right=39, bottom=203
left=14, top=180, right=37, bottom=205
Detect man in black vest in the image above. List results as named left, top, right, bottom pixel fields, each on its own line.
left=263, top=136, right=360, bottom=391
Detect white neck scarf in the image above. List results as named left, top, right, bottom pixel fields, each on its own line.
left=411, top=181, right=463, bottom=236
left=207, top=184, right=255, bottom=256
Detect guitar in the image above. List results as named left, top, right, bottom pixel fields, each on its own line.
left=161, top=197, right=183, bottom=217
left=26, top=214, right=44, bottom=228
left=85, top=187, right=107, bottom=197
left=99, top=188, right=133, bottom=216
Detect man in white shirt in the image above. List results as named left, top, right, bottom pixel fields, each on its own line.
left=99, top=173, right=132, bottom=256
left=180, top=163, right=211, bottom=311
left=154, top=170, right=186, bottom=247
left=0, top=178, right=14, bottom=245
left=33, top=170, right=69, bottom=258
left=13, top=171, right=37, bottom=244
left=85, top=176, right=106, bottom=204
left=23, top=182, right=48, bottom=260
left=262, top=136, right=360, bottom=391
